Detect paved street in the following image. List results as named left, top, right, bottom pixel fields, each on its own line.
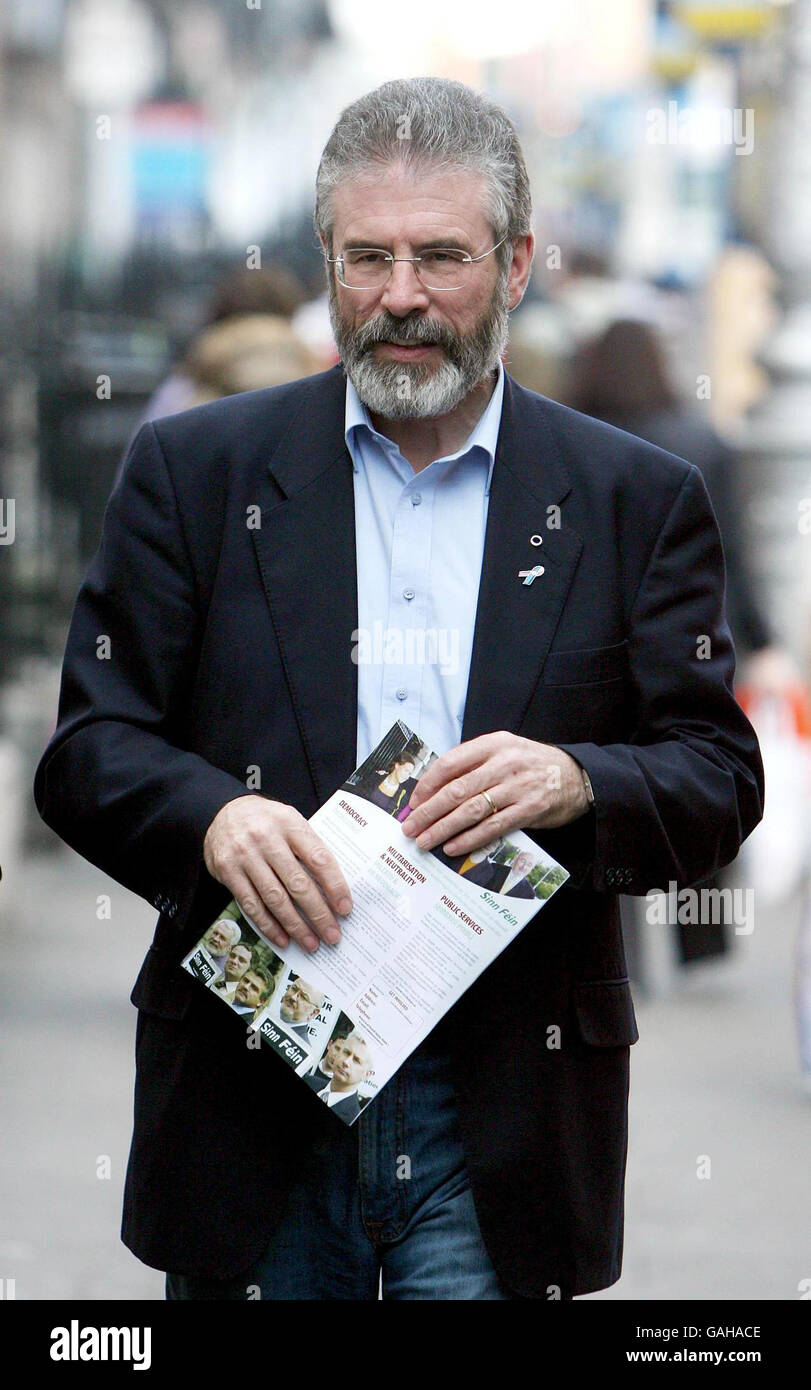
left=590, top=878, right=811, bottom=1301
left=1, top=841, right=809, bottom=1301
left=1, top=846, right=163, bottom=1300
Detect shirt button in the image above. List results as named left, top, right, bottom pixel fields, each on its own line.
left=411, top=493, right=422, bottom=507
left=403, top=588, right=415, bottom=601
left=396, top=687, right=408, bottom=701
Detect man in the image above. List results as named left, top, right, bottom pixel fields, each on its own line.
left=211, top=941, right=255, bottom=1002
left=200, top=919, right=241, bottom=972
left=229, top=967, right=274, bottom=1019
left=303, top=1031, right=374, bottom=1123
left=462, top=846, right=535, bottom=897
left=34, top=77, right=763, bottom=1300
left=277, top=975, right=325, bottom=1042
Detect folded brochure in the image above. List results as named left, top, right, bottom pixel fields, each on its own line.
left=182, top=721, right=569, bottom=1125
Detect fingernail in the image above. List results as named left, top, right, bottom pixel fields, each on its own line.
left=337, top=898, right=352, bottom=915
left=304, top=937, right=319, bottom=953
left=326, top=927, right=341, bottom=945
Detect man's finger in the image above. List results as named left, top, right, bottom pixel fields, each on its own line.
left=438, top=816, right=516, bottom=859
left=229, top=868, right=291, bottom=951
left=258, top=843, right=341, bottom=949
left=412, top=785, right=514, bottom=852
left=404, top=775, right=487, bottom=840
left=408, top=736, right=495, bottom=807
left=405, top=751, right=512, bottom=838
left=290, top=825, right=353, bottom=916
left=240, top=856, right=321, bottom=952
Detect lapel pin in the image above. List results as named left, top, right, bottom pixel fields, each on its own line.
left=519, top=565, right=545, bottom=586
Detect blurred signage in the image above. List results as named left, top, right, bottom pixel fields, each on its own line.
left=132, top=101, right=211, bottom=232
left=671, top=2, right=777, bottom=40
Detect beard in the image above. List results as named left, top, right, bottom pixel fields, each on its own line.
left=327, top=270, right=510, bottom=420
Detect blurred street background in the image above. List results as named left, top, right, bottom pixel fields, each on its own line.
left=2, top=0, right=811, bottom=1300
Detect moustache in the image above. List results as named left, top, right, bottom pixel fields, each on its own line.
left=354, top=315, right=457, bottom=354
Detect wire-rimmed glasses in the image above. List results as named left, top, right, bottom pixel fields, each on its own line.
left=326, top=235, right=508, bottom=291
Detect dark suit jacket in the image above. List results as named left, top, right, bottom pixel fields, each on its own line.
left=505, top=875, right=535, bottom=900
left=463, top=861, right=534, bottom=897
left=304, top=1066, right=332, bottom=1092
left=33, top=364, right=763, bottom=1299
left=284, top=1019, right=312, bottom=1044
left=461, top=858, right=506, bottom=891
left=303, top=1069, right=362, bottom=1123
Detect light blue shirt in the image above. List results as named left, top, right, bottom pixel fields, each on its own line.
left=345, top=360, right=505, bottom=766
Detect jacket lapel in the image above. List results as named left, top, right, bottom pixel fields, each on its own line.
left=251, top=366, right=359, bottom=804
left=462, top=373, right=583, bottom=741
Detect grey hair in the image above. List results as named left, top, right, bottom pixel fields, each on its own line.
left=206, top=919, right=241, bottom=949
left=314, top=77, right=532, bottom=271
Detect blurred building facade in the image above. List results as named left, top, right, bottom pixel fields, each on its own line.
left=0, top=0, right=807, bottom=690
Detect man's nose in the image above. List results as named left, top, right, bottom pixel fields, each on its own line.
left=378, top=259, right=431, bottom=316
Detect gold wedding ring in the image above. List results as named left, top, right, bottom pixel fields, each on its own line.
left=482, top=790, right=499, bottom=818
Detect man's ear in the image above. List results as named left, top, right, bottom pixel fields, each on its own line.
left=508, top=231, right=535, bottom=312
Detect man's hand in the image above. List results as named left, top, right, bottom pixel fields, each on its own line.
left=203, top=796, right=353, bottom=954
left=401, top=732, right=590, bottom=857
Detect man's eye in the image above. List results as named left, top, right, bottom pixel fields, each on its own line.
left=347, top=251, right=387, bottom=265
left=422, top=250, right=465, bottom=266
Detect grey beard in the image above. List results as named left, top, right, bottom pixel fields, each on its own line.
left=327, top=278, right=510, bottom=420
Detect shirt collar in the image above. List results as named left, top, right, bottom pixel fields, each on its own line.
left=345, top=358, right=504, bottom=495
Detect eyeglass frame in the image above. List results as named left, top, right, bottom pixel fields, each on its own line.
left=325, top=234, right=510, bottom=291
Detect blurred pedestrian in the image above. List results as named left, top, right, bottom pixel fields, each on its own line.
left=568, top=318, right=795, bottom=968
left=139, top=263, right=316, bottom=422
left=181, top=311, right=320, bottom=405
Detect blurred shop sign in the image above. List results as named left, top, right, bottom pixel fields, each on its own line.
left=132, top=102, right=211, bottom=237
left=64, top=0, right=162, bottom=107
left=671, top=2, right=778, bottom=41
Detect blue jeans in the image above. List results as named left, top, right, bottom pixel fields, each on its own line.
left=166, top=1031, right=516, bottom=1300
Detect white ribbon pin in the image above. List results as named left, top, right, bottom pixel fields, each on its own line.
left=519, top=565, right=545, bottom=586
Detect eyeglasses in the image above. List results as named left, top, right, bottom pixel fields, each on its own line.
left=326, top=235, right=508, bottom=291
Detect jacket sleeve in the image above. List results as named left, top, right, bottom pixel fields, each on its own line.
left=540, top=464, right=764, bottom=895
left=33, top=422, right=254, bottom=916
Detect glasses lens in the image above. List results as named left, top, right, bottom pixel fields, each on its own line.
left=340, top=249, right=392, bottom=289
left=336, top=248, right=471, bottom=289
left=416, top=249, right=469, bottom=289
